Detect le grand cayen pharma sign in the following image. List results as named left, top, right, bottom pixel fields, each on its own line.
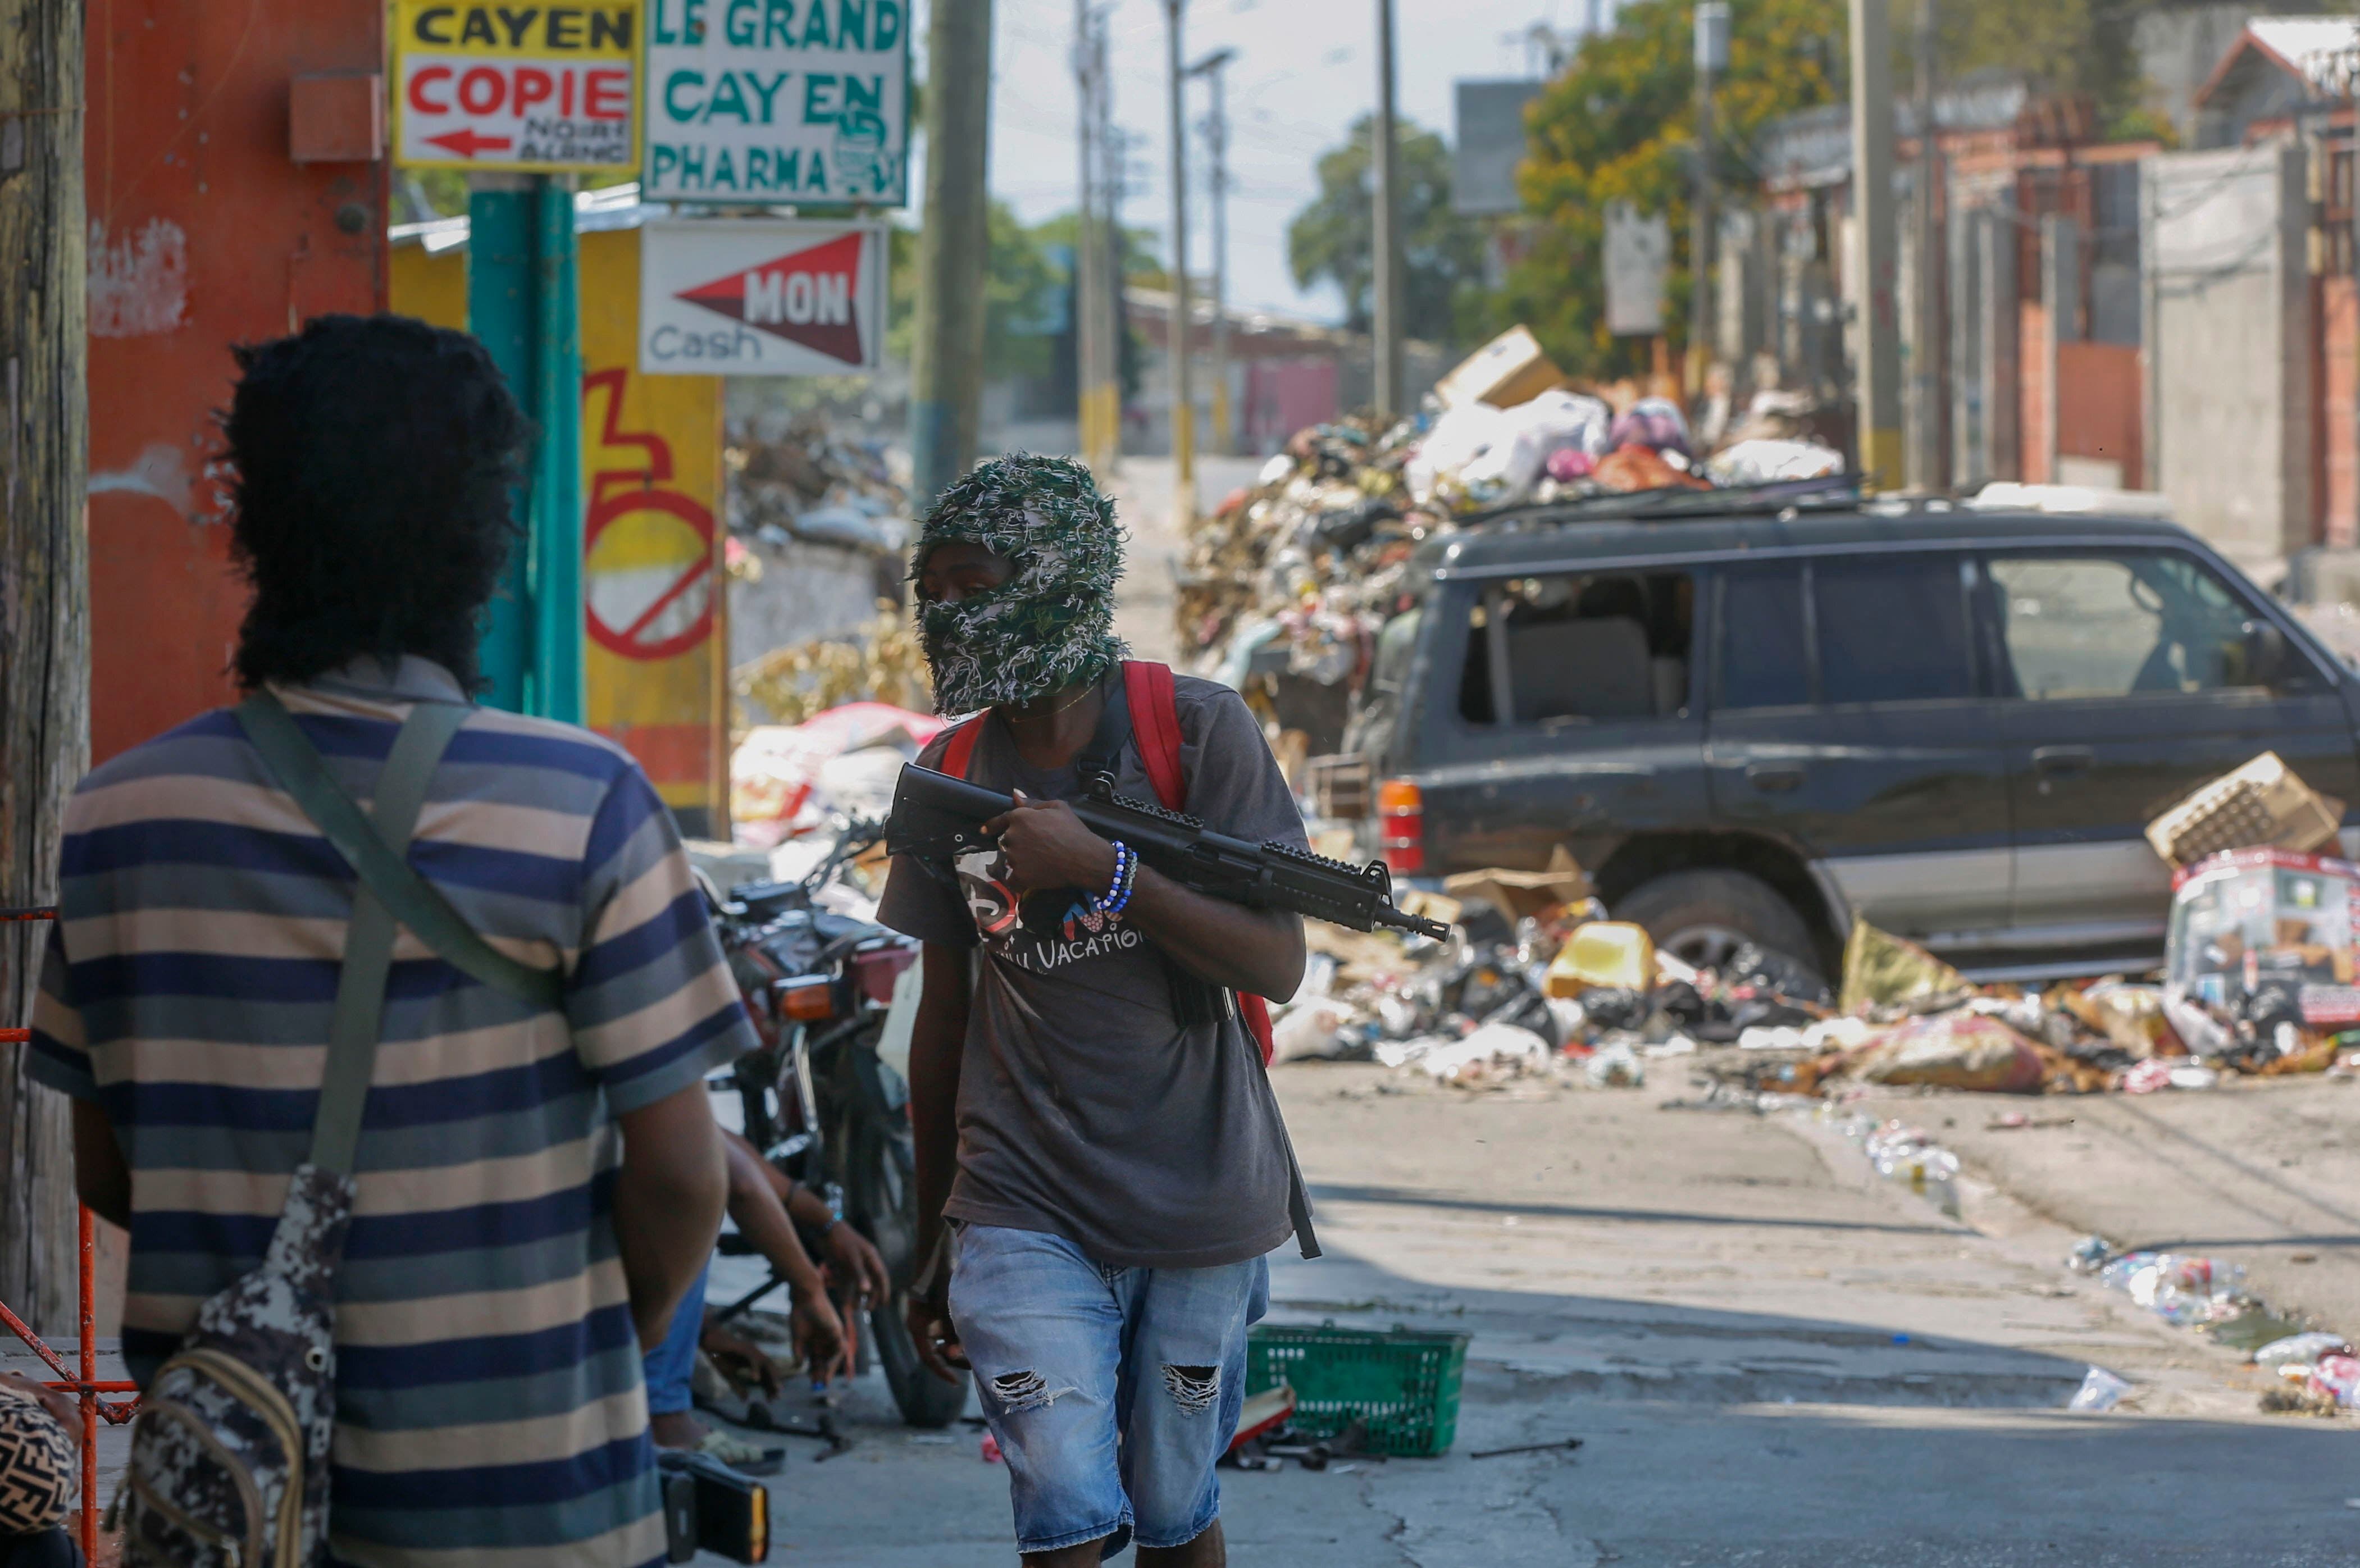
left=644, top=0, right=910, bottom=205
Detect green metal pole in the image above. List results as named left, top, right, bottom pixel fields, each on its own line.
left=464, top=175, right=583, bottom=721
left=531, top=178, right=585, bottom=726
left=468, top=180, right=534, bottom=714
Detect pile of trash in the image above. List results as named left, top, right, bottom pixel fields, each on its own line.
left=732, top=600, right=933, bottom=730
left=730, top=699, right=944, bottom=849
left=1284, top=748, right=2360, bottom=1101
left=726, top=413, right=911, bottom=557
left=2065, top=1236, right=2357, bottom=1416
left=1173, top=325, right=1844, bottom=734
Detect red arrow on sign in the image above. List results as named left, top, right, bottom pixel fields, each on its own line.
left=426, top=127, right=515, bottom=159
left=675, top=234, right=867, bottom=366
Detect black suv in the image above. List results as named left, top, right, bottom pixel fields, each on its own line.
left=1327, top=495, right=2359, bottom=984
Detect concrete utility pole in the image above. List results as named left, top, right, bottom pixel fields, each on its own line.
left=1372, top=0, right=1406, bottom=414
left=1692, top=1, right=1728, bottom=397
left=1164, top=0, right=1196, bottom=528
left=1188, top=48, right=1237, bottom=457
left=1911, top=0, right=1945, bottom=490
left=1074, top=0, right=1105, bottom=471
left=913, top=0, right=997, bottom=510
left=0, top=0, right=88, bottom=1334
left=1104, top=120, right=1137, bottom=465
left=1848, top=0, right=1904, bottom=488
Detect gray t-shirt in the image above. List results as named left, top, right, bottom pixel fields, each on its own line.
left=876, top=674, right=1307, bottom=1269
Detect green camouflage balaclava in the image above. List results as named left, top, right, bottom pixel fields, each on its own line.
left=913, top=453, right=1129, bottom=714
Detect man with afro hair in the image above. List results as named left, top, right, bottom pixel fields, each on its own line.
left=29, top=314, right=755, bottom=1565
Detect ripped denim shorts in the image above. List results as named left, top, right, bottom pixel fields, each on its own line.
left=947, top=1223, right=1269, bottom=1557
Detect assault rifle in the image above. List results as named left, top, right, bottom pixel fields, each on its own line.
left=885, top=763, right=1454, bottom=941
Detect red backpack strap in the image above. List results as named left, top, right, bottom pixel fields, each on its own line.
left=1237, top=992, right=1276, bottom=1067
left=939, top=715, right=984, bottom=780
left=1122, top=660, right=1278, bottom=1065
left=1122, top=661, right=1187, bottom=810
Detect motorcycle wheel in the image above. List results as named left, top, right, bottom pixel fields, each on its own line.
left=840, top=1063, right=972, bottom=1429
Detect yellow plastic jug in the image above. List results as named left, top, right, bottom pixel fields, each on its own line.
left=1545, top=921, right=1656, bottom=998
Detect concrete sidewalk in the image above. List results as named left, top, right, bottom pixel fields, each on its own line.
left=1856, top=1074, right=2360, bottom=1339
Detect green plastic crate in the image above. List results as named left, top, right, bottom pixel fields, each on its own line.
left=1245, top=1321, right=1471, bottom=1457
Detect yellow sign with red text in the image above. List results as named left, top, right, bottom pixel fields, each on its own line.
left=392, top=1, right=640, bottom=171
left=390, top=221, right=727, bottom=830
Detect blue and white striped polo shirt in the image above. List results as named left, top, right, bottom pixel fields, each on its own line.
left=29, top=656, right=755, bottom=1567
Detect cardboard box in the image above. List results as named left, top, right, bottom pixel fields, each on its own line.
left=2145, top=751, right=2344, bottom=868
left=1434, top=326, right=1565, bottom=411
left=1443, top=845, right=1593, bottom=924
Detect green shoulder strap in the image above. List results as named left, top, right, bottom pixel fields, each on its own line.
left=236, top=691, right=564, bottom=1174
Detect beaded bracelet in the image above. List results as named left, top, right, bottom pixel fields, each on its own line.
left=1092, top=840, right=1136, bottom=916
left=1105, top=845, right=1137, bottom=917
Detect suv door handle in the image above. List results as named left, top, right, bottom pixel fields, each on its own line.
left=2031, top=746, right=2096, bottom=777
left=1746, top=762, right=1806, bottom=793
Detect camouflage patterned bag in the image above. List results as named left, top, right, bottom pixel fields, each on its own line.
left=118, top=693, right=557, bottom=1567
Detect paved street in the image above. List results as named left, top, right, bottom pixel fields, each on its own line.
left=742, top=1067, right=2359, bottom=1566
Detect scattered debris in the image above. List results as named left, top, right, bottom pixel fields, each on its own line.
left=733, top=601, right=934, bottom=731
left=727, top=414, right=910, bottom=557
left=2067, top=1366, right=2133, bottom=1413
left=1470, top=1437, right=1585, bottom=1460
left=1173, top=329, right=1839, bottom=751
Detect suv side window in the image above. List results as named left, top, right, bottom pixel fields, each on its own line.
left=1814, top=554, right=1976, bottom=704
left=1716, top=564, right=1811, bottom=710
left=1457, top=571, right=1696, bottom=726
left=1985, top=550, right=2316, bottom=699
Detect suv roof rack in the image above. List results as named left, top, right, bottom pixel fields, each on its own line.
left=1467, top=473, right=1867, bottom=528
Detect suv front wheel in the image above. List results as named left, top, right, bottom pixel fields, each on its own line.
left=1614, top=869, right=1824, bottom=990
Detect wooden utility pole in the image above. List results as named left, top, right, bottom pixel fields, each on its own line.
left=1162, top=0, right=1195, bottom=530
left=0, top=0, right=89, bottom=1334
left=912, top=0, right=996, bottom=510
left=1848, top=0, right=1903, bottom=489
left=1371, top=0, right=1404, bottom=416
left=1188, top=48, right=1236, bottom=457
left=1692, top=2, right=1727, bottom=396
left=1073, top=0, right=1105, bottom=472
left=1911, top=0, right=1946, bottom=490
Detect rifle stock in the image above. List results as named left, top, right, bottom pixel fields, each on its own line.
left=885, top=763, right=1453, bottom=941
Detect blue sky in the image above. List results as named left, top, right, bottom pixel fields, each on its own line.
left=911, top=0, right=1622, bottom=325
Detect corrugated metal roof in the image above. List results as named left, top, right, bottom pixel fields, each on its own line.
left=388, top=182, right=676, bottom=253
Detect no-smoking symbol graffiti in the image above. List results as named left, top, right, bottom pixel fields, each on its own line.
left=582, top=368, right=716, bottom=663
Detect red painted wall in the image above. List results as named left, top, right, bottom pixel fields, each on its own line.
left=2320, top=276, right=2356, bottom=549
left=85, top=0, right=388, bottom=764
left=2018, top=301, right=2050, bottom=486
left=2056, top=341, right=2143, bottom=492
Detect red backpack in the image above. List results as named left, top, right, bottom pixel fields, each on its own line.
left=936, top=659, right=1280, bottom=1064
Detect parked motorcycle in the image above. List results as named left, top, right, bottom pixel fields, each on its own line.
left=703, top=819, right=969, bottom=1428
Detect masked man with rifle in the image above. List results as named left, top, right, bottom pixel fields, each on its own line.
left=878, top=455, right=1315, bottom=1568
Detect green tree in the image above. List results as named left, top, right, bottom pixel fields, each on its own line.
left=1509, top=0, right=1844, bottom=380
left=1507, top=0, right=2191, bottom=379
left=885, top=199, right=1060, bottom=379
left=1287, top=115, right=1488, bottom=344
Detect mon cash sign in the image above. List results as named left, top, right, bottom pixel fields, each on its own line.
left=642, top=0, right=910, bottom=204
left=639, top=218, right=888, bottom=375
left=394, top=1, right=639, bottom=171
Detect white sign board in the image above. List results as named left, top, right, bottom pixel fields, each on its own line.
left=641, top=0, right=912, bottom=205
left=392, top=1, right=639, bottom=172
left=639, top=218, right=890, bottom=376
left=1603, top=202, right=1671, bottom=337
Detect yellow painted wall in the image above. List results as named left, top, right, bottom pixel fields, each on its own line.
left=390, top=227, right=726, bottom=826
